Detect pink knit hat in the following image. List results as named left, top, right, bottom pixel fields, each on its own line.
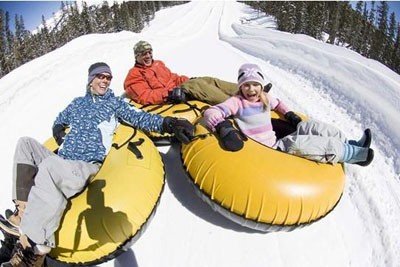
left=237, top=63, right=266, bottom=88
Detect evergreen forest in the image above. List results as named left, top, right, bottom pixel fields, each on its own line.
left=246, top=1, right=400, bottom=73
left=0, top=1, right=399, bottom=79
left=0, top=1, right=186, bottom=78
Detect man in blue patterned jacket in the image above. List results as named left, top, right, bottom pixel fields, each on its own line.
left=0, top=62, right=194, bottom=266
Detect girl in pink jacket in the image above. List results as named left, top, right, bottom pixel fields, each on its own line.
left=203, top=63, right=374, bottom=166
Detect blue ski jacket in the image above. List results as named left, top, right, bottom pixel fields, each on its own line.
left=53, top=88, right=163, bottom=162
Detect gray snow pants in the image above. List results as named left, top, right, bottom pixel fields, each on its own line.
left=12, top=137, right=100, bottom=247
left=276, top=120, right=347, bottom=164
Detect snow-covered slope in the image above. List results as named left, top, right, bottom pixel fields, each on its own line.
left=0, top=2, right=399, bottom=266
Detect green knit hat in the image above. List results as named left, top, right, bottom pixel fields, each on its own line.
left=134, top=40, right=152, bottom=58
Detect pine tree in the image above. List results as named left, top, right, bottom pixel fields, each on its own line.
left=359, top=2, right=370, bottom=55
left=118, top=2, right=131, bottom=30
left=65, top=2, right=81, bottom=39
left=284, top=1, right=297, bottom=33
left=95, top=1, right=113, bottom=33
left=80, top=2, right=93, bottom=35
left=14, top=15, right=30, bottom=66
left=143, top=1, right=156, bottom=26
left=56, top=1, right=74, bottom=45
left=386, top=12, right=397, bottom=67
left=111, top=2, right=123, bottom=32
left=130, top=2, right=145, bottom=32
left=370, top=1, right=389, bottom=61
left=377, top=1, right=389, bottom=35
left=335, top=2, right=352, bottom=46
left=369, top=1, right=376, bottom=26
left=39, top=15, right=52, bottom=54
left=361, top=1, right=376, bottom=57
left=3, top=11, right=14, bottom=73
left=0, top=9, right=6, bottom=77
left=369, top=1, right=386, bottom=61
left=304, top=2, right=325, bottom=40
left=352, top=1, right=365, bottom=52
left=326, top=2, right=341, bottom=44
left=294, top=1, right=307, bottom=34
left=392, top=24, right=400, bottom=71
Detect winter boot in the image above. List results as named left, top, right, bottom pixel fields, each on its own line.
left=348, top=128, right=371, bottom=148
left=0, top=201, right=26, bottom=237
left=0, top=234, right=18, bottom=263
left=340, top=143, right=374, bottom=166
left=1, top=236, right=46, bottom=267
left=7, top=200, right=26, bottom=228
left=5, top=210, right=14, bottom=220
left=0, top=215, right=19, bottom=237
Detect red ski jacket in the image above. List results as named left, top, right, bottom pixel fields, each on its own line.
left=124, top=60, right=189, bottom=105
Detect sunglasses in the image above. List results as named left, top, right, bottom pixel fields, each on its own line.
left=140, top=50, right=152, bottom=57
left=95, top=74, right=113, bottom=81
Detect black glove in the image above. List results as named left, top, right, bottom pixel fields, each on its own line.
left=166, top=87, right=189, bottom=104
left=264, top=83, right=272, bottom=93
left=53, top=124, right=66, bottom=145
left=162, top=117, right=195, bottom=144
left=284, top=111, right=302, bottom=128
left=215, top=120, right=244, bottom=152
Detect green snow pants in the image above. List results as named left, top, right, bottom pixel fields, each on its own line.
left=181, top=76, right=238, bottom=105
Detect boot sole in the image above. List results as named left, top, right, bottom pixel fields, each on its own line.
left=355, top=148, right=374, bottom=166
left=0, top=215, right=20, bottom=237
left=5, top=209, right=14, bottom=219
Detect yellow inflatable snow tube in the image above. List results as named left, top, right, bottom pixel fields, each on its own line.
left=181, top=113, right=345, bottom=231
left=130, top=100, right=209, bottom=138
left=44, top=124, right=165, bottom=265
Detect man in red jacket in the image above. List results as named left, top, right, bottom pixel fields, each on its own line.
left=124, top=40, right=238, bottom=105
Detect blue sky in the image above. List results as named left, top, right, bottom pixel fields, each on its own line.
left=387, top=1, right=400, bottom=17
left=351, top=1, right=400, bottom=20
left=0, top=1, right=63, bottom=32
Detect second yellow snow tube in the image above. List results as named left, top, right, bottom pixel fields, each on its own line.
left=181, top=113, right=345, bottom=231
